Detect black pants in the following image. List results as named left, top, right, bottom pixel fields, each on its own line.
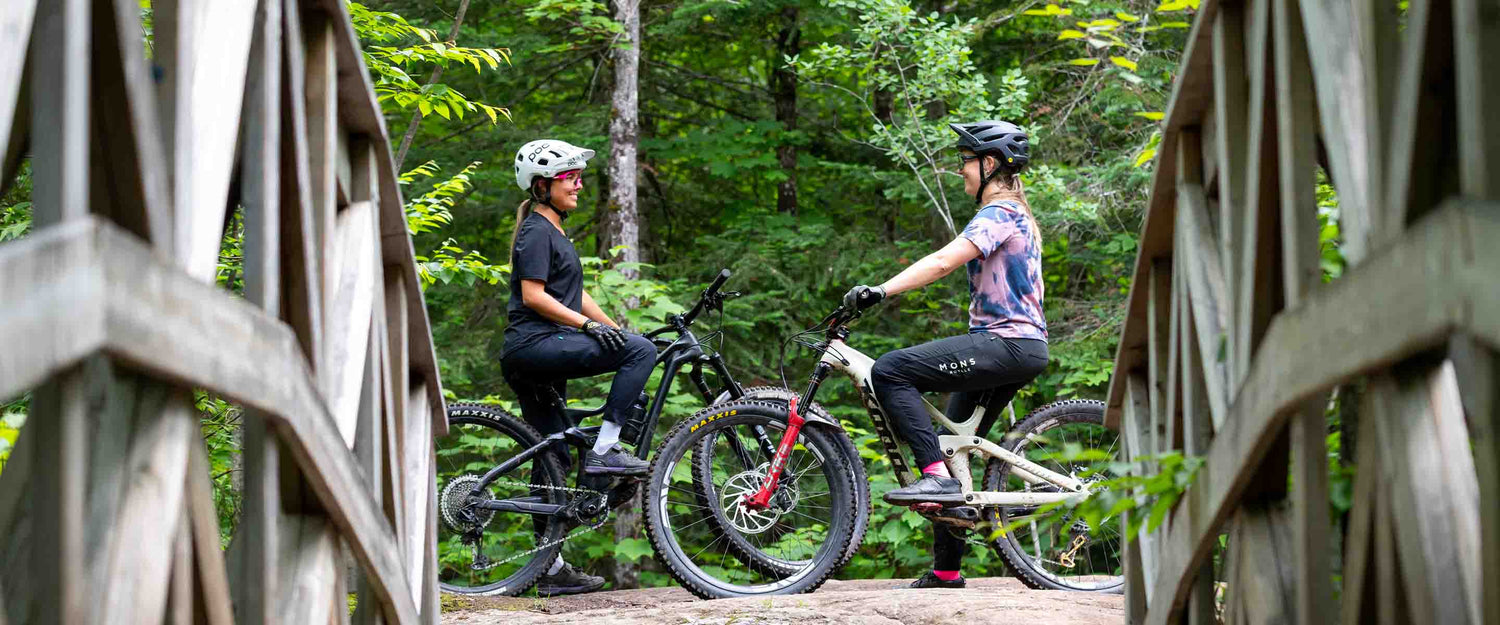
left=500, top=330, right=656, bottom=436
left=869, top=332, right=1048, bottom=570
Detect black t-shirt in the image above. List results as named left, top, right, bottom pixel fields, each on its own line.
left=504, top=211, right=584, bottom=355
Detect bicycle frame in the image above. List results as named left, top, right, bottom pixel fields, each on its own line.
left=815, top=339, right=1088, bottom=508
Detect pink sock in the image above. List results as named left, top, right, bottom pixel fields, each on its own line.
left=922, top=461, right=951, bottom=478
left=933, top=570, right=961, bottom=581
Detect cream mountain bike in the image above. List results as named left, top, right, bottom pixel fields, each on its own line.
left=645, top=301, right=1123, bottom=598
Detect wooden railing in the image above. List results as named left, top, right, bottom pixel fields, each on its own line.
left=0, top=0, right=446, bottom=623
left=1105, top=0, right=1498, bottom=622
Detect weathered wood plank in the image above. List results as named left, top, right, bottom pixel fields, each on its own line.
left=186, top=435, right=235, bottom=625
left=1448, top=337, right=1499, bottom=625
left=1231, top=505, right=1297, bottom=625
left=1124, top=374, right=1159, bottom=599
left=30, top=365, right=89, bottom=625
left=96, top=390, right=197, bottom=625
left=305, top=11, right=340, bottom=327
left=29, top=0, right=90, bottom=229
left=166, top=506, right=193, bottom=625
left=382, top=270, right=411, bottom=559
left=403, top=384, right=433, bottom=604
left=242, top=0, right=283, bottom=314
left=1339, top=409, right=1380, bottom=625
left=1232, top=0, right=1282, bottom=387
left=326, top=200, right=379, bottom=447
left=1211, top=0, right=1246, bottom=364
left=281, top=0, right=326, bottom=381
left=1177, top=270, right=1213, bottom=457
left=1141, top=200, right=1500, bottom=625
left=237, top=414, right=282, bottom=625
left=1175, top=183, right=1230, bottom=427
left=1273, top=3, right=1334, bottom=621
left=173, top=1, right=257, bottom=279
left=1383, top=0, right=1456, bottom=229
left=1124, top=510, right=1148, bottom=625
left=1147, top=259, right=1173, bottom=461
left=1375, top=365, right=1483, bottom=624
left=1352, top=0, right=1399, bottom=244
left=277, top=515, right=341, bottom=625
left=1272, top=0, right=1320, bottom=308
left=1453, top=0, right=1500, bottom=198
left=1165, top=259, right=1184, bottom=454
left=0, top=0, right=36, bottom=183
left=91, top=0, right=173, bottom=249
left=1295, top=0, right=1374, bottom=264
left=421, top=458, right=440, bottom=624
left=1184, top=565, right=1215, bottom=625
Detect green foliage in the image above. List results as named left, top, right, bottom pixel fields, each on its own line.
left=996, top=449, right=1204, bottom=543
left=792, top=0, right=1031, bottom=234
left=195, top=393, right=242, bottom=546
left=351, top=1, right=512, bottom=124
left=401, top=160, right=509, bottom=287
left=0, top=161, right=30, bottom=243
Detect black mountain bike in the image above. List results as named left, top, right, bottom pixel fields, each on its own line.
left=434, top=270, right=865, bottom=596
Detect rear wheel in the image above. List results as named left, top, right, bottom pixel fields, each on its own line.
left=436, top=403, right=567, bottom=596
left=644, top=399, right=858, bottom=599
left=983, top=399, right=1125, bottom=593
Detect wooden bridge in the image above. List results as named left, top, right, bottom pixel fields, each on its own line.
left=1106, top=0, right=1497, bottom=622
left=0, top=0, right=446, bottom=623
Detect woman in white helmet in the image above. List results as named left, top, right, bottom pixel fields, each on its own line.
left=500, top=139, right=656, bottom=595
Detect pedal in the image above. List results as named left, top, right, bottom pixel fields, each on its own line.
left=912, top=505, right=981, bottom=529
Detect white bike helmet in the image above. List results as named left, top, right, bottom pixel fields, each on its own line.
left=514, top=139, right=595, bottom=190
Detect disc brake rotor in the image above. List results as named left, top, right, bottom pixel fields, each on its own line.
left=718, top=465, right=800, bottom=535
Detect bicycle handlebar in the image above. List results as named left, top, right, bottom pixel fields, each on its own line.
left=680, top=269, right=732, bottom=327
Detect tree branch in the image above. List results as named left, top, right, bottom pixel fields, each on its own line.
left=393, top=0, right=474, bottom=170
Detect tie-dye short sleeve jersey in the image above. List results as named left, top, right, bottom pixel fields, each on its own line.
left=959, top=201, right=1047, bottom=341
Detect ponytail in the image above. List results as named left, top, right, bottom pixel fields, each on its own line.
left=987, top=169, right=1041, bottom=248
left=510, top=198, right=534, bottom=254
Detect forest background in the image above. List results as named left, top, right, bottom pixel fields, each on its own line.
left=0, top=0, right=1238, bottom=589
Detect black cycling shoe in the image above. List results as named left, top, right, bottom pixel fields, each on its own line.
left=906, top=571, right=966, bottom=589
left=584, top=446, right=649, bottom=476
left=882, top=474, right=965, bottom=505
left=535, top=563, right=606, bottom=596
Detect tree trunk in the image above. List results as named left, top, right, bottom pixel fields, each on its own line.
left=606, top=0, right=644, bottom=590
left=604, top=0, right=642, bottom=281
left=772, top=6, right=800, bottom=216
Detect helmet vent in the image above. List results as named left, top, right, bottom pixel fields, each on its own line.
left=537, top=157, right=549, bottom=165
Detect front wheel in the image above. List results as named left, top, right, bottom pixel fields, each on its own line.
left=644, top=399, right=859, bottom=599
left=983, top=399, right=1125, bottom=593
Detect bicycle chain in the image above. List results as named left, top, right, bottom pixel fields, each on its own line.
left=461, top=479, right=612, bottom=572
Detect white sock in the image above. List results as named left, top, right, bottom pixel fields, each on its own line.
left=593, top=421, right=622, bottom=454
left=547, top=555, right=565, bottom=575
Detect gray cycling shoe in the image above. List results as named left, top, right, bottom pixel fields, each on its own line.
left=584, top=446, right=649, bottom=476
left=882, top=475, right=965, bottom=505
left=535, top=563, right=606, bottom=596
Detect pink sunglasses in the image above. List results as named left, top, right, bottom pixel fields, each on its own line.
left=556, top=170, right=584, bottom=184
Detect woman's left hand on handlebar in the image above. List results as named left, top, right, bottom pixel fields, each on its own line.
left=842, top=285, right=886, bottom=310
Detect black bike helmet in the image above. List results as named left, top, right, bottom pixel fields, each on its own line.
left=950, top=120, right=1030, bottom=204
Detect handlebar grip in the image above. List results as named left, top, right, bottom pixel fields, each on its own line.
left=705, top=269, right=731, bottom=297
left=682, top=269, right=732, bottom=327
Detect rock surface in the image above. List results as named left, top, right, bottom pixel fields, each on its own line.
left=442, top=577, right=1124, bottom=624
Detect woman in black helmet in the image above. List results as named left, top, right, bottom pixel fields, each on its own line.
left=841, top=120, right=1048, bottom=589
left=502, top=139, right=658, bottom=595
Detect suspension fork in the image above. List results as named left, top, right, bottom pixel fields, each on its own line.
left=742, top=362, right=831, bottom=510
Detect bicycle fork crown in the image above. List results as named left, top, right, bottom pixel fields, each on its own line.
left=740, top=397, right=805, bottom=511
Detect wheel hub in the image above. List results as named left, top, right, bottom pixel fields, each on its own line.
left=720, top=466, right=799, bottom=534
left=439, top=475, right=495, bottom=534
